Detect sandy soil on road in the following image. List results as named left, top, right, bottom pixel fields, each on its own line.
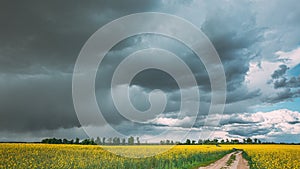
left=231, top=151, right=249, bottom=169
left=198, top=152, right=234, bottom=169
left=198, top=151, right=249, bottom=169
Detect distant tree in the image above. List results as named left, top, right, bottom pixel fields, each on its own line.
left=198, top=139, right=203, bottom=144
left=75, top=138, right=80, bottom=144
left=221, top=139, right=225, bottom=144
left=246, top=138, right=252, bottom=144
left=254, top=138, right=258, bottom=144
left=107, top=138, right=112, bottom=144
left=113, top=137, right=120, bottom=145
left=122, top=138, right=126, bottom=145
left=95, top=137, right=101, bottom=145
left=90, top=138, right=95, bottom=145
left=232, top=139, right=239, bottom=144
left=102, top=137, right=106, bottom=145
left=80, top=138, right=96, bottom=145
left=41, top=138, right=64, bottom=144
left=204, top=139, right=211, bottom=144
left=128, top=136, right=134, bottom=145
left=192, top=140, right=196, bottom=145
left=136, top=137, right=140, bottom=145
left=41, top=138, right=48, bottom=144
left=63, top=138, right=68, bottom=144
left=175, top=141, right=181, bottom=145
left=185, top=139, right=191, bottom=145
left=166, top=140, right=170, bottom=145
left=90, top=138, right=96, bottom=145
left=81, top=139, right=89, bottom=145
left=112, top=137, right=117, bottom=145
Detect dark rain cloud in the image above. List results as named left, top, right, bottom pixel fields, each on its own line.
left=0, top=0, right=162, bottom=74
left=271, top=65, right=289, bottom=79
left=0, top=0, right=161, bottom=132
left=0, top=0, right=266, bottom=132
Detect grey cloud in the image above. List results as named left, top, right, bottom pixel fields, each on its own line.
left=284, top=76, right=300, bottom=88
left=220, top=109, right=300, bottom=140
left=0, top=127, right=88, bottom=142
left=0, top=0, right=161, bottom=74
left=201, top=6, right=263, bottom=92
left=271, top=65, right=289, bottom=79
left=114, top=122, right=167, bottom=136
left=254, top=0, right=300, bottom=59
left=265, top=88, right=300, bottom=103
left=220, top=117, right=255, bottom=126
left=268, top=64, right=300, bottom=102
left=3, top=0, right=262, bottom=134
left=225, top=89, right=261, bottom=104
left=288, top=121, right=300, bottom=125
left=273, top=78, right=288, bottom=88
left=97, top=0, right=264, bottom=104
left=274, top=76, right=300, bottom=89
left=0, top=0, right=161, bottom=133
left=228, top=126, right=271, bottom=137
left=0, top=74, right=80, bottom=132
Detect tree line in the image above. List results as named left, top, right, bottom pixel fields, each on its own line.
left=41, top=136, right=300, bottom=145
left=177, top=138, right=262, bottom=145
left=41, top=136, right=140, bottom=145
left=41, top=137, right=268, bottom=145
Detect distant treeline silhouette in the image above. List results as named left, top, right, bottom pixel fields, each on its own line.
left=40, top=137, right=299, bottom=145
left=41, top=136, right=138, bottom=145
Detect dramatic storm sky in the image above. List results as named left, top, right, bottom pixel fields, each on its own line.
left=1, top=0, right=300, bottom=143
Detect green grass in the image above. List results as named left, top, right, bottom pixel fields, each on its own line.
left=226, top=153, right=236, bottom=166
left=242, top=151, right=258, bottom=169
left=192, top=150, right=234, bottom=169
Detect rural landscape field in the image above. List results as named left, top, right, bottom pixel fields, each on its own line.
left=1, top=143, right=299, bottom=169
left=1, top=0, right=300, bottom=169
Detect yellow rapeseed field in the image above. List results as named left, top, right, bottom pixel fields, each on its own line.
left=232, top=144, right=300, bottom=169
left=1, top=143, right=300, bottom=169
left=218, top=144, right=300, bottom=169
left=0, top=143, right=230, bottom=169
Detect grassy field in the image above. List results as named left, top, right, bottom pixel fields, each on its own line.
left=0, top=143, right=299, bottom=169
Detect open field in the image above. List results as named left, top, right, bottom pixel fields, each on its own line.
left=0, top=144, right=230, bottom=169
left=215, top=144, right=300, bottom=169
left=236, top=144, right=300, bottom=169
left=0, top=144, right=299, bottom=169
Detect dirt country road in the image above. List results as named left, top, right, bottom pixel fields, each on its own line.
left=199, top=151, right=249, bottom=169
